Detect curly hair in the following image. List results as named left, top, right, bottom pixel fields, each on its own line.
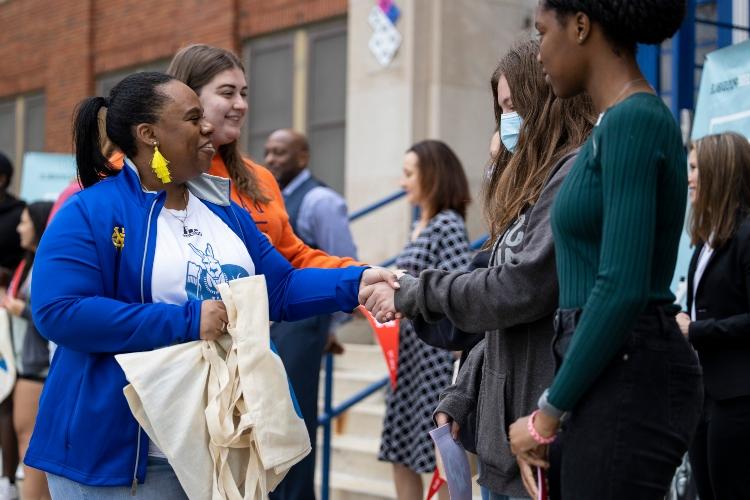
left=542, top=0, right=686, bottom=50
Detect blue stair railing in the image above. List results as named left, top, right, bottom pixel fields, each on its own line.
left=317, top=189, right=487, bottom=499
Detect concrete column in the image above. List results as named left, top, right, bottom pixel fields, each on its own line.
left=734, top=0, right=749, bottom=44
left=346, top=0, right=535, bottom=264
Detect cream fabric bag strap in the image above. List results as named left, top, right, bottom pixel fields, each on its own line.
left=117, top=275, right=309, bottom=499
left=217, top=276, right=310, bottom=494
left=118, top=340, right=214, bottom=498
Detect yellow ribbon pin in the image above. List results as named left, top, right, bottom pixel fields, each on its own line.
left=112, top=226, right=125, bottom=249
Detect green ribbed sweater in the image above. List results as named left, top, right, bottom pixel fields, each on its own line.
left=548, top=93, right=687, bottom=411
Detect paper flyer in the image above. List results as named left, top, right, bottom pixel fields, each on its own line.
left=429, top=424, right=472, bottom=500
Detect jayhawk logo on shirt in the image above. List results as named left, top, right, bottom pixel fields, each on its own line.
left=185, top=243, right=249, bottom=300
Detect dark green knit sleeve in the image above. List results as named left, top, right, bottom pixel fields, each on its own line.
left=547, top=102, right=667, bottom=411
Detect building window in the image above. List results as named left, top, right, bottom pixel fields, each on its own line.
left=307, top=22, right=347, bottom=195
left=244, top=33, right=295, bottom=164
left=0, top=92, right=46, bottom=195
left=243, top=18, right=348, bottom=194
left=0, top=99, right=15, bottom=169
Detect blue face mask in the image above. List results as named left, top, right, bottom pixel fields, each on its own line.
left=500, top=111, right=523, bottom=153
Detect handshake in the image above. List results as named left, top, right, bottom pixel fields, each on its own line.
left=358, top=268, right=406, bottom=323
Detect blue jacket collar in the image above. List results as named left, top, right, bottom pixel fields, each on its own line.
left=122, top=158, right=231, bottom=207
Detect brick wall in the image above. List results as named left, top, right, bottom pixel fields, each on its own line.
left=0, top=0, right=347, bottom=152
left=239, top=0, right=347, bottom=37
left=0, top=0, right=93, bottom=152
left=93, top=0, right=238, bottom=75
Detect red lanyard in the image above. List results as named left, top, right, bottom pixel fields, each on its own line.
left=7, top=261, right=26, bottom=300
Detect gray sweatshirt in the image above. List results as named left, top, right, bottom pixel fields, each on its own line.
left=394, top=152, right=577, bottom=497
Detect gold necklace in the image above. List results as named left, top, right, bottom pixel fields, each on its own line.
left=608, top=77, right=649, bottom=109
left=596, top=78, right=651, bottom=126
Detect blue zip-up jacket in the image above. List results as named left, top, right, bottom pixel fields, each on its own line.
left=25, top=163, right=365, bottom=487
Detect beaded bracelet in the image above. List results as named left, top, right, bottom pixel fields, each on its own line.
left=528, top=410, right=557, bottom=445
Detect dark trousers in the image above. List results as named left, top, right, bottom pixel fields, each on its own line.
left=689, top=394, right=750, bottom=500
left=548, top=306, right=703, bottom=499
left=0, top=393, right=17, bottom=482
left=269, top=315, right=331, bottom=500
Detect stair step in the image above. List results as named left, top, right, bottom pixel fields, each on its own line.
left=316, top=467, right=485, bottom=500
left=325, top=434, right=392, bottom=482
left=331, top=343, right=387, bottom=373
left=315, top=432, right=485, bottom=499
left=320, top=370, right=389, bottom=406
left=327, top=403, right=385, bottom=439
left=317, top=471, right=395, bottom=500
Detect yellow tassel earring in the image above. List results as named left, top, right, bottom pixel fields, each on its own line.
left=151, top=142, right=172, bottom=184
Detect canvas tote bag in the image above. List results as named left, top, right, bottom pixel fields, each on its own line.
left=116, top=275, right=310, bottom=499
left=0, top=309, right=16, bottom=403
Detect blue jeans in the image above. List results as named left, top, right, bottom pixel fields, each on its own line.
left=477, top=461, right=529, bottom=500
left=480, top=486, right=527, bottom=500
left=46, top=457, right=187, bottom=499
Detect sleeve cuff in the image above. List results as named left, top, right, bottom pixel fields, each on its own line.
left=434, top=390, right=474, bottom=428
left=339, top=266, right=369, bottom=313
left=538, top=388, right=567, bottom=420
left=687, top=319, right=708, bottom=345
left=394, top=274, right=420, bottom=318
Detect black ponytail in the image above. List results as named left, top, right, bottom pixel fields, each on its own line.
left=73, top=97, right=117, bottom=188
left=73, top=71, right=176, bottom=188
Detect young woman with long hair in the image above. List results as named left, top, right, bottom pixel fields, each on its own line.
left=3, top=201, right=54, bottom=500
left=166, top=44, right=357, bottom=270
left=508, top=2, right=703, bottom=499
left=166, top=45, right=369, bottom=499
left=676, top=132, right=750, bottom=499
left=360, top=38, right=594, bottom=499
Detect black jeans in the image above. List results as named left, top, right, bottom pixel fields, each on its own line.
left=689, top=393, right=750, bottom=500
left=548, top=306, right=703, bottom=499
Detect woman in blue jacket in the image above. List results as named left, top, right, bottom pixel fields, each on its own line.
left=25, top=72, right=389, bottom=498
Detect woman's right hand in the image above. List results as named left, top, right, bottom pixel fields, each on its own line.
left=435, top=411, right=461, bottom=440
left=2, top=296, right=25, bottom=317
left=200, top=300, right=228, bottom=341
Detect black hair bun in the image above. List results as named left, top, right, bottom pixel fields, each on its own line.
left=607, top=0, right=686, bottom=44
left=546, top=0, right=687, bottom=45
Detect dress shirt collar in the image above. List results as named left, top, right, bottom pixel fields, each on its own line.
left=282, top=169, right=312, bottom=197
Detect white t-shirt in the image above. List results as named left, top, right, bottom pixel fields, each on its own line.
left=152, top=191, right=255, bottom=303
left=148, top=191, right=255, bottom=457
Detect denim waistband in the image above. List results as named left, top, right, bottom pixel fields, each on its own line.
left=553, top=303, right=677, bottom=338
left=552, top=303, right=679, bottom=366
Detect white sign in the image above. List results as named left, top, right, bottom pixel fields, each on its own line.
left=368, top=6, right=402, bottom=67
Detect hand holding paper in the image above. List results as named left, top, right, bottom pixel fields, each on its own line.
left=429, top=424, right=472, bottom=500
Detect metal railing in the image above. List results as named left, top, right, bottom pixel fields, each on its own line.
left=317, top=188, right=487, bottom=499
